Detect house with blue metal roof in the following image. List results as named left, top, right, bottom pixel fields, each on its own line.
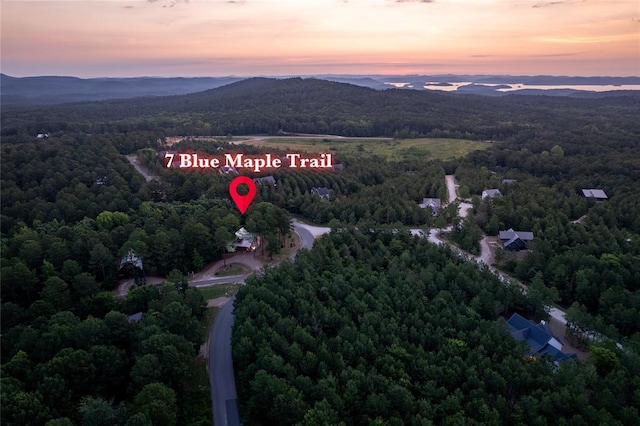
left=507, top=313, right=577, bottom=363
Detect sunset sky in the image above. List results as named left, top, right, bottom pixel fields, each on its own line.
left=2, top=0, right=639, bottom=77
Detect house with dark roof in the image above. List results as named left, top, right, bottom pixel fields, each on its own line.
left=332, top=163, right=345, bottom=171
left=482, top=189, right=502, bottom=200
left=502, top=179, right=517, bottom=185
left=499, top=228, right=534, bottom=251
left=253, top=176, right=276, bottom=186
left=582, top=189, right=607, bottom=202
left=311, top=187, right=332, bottom=200
left=418, top=198, right=441, bottom=216
left=507, top=313, right=577, bottom=363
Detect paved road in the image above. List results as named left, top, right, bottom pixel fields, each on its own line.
left=126, top=155, right=158, bottom=182
left=292, top=219, right=326, bottom=251
left=209, top=297, right=240, bottom=426
left=191, top=275, right=249, bottom=287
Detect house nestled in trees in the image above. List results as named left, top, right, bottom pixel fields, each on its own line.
left=118, top=249, right=146, bottom=285
left=253, top=176, right=276, bottom=186
left=481, top=188, right=502, bottom=199
left=228, top=227, right=256, bottom=252
left=582, top=188, right=608, bottom=202
left=507, top=313, right=577, bottom=364
left=310, top=186, right=332, bottom=200
left=499, top=228, right=534, bottom=251
left=418, top=198, right=441, bottom=216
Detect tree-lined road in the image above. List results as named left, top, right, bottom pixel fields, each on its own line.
left=209, top=297, right=240, bottom=426
left=207, top=219, right=325, bottom=425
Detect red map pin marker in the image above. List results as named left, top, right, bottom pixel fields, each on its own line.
left=229, top=176, right=256, bottom=214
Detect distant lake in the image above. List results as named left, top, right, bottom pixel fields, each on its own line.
left=385, top=81, right=640, bottom=92
left=495, top=83, right=640, bottom=92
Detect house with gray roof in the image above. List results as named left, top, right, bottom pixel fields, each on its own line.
left=418, top=198, right=441, bottom=216
left=482, top=189, right=502, bottom=200
left=499, top=228, right=534, bottom=251
left=582, top=189, right=607, bottom=201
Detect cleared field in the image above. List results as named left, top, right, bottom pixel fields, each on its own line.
left=241, top=137, right=491, bottom=161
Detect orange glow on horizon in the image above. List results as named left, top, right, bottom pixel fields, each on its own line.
left=1, top=0, right=638, bottom=77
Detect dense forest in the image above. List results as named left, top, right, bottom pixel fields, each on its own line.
left=0, top=132, right=291, bottom=424
left=232, top=231, right=640, bottom=425
left=3, top=78, right=639, bottom=141
left=2, top=77, right=639, bottom=424
left=451, top=123, right=640, bottom=339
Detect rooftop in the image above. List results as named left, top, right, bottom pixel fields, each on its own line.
left=582, top=189, right=608, bottom=199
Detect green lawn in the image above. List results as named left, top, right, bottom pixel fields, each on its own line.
left=198, top=284, right=243, bottom=300
left=244, top=137, right=490, bottom=161
left=214, top=263, right=251, bottom=277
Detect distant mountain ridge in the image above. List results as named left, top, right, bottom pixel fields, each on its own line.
left=2, top=73, right=639, bottom=107
left=0, top=74, right=244, bottom=107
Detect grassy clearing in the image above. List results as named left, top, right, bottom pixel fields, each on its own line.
left=214, top=263, right=251, bottom=277
left=198, top=284, right=243, bottom=301
left=243, top=137, right=490, bottom=161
